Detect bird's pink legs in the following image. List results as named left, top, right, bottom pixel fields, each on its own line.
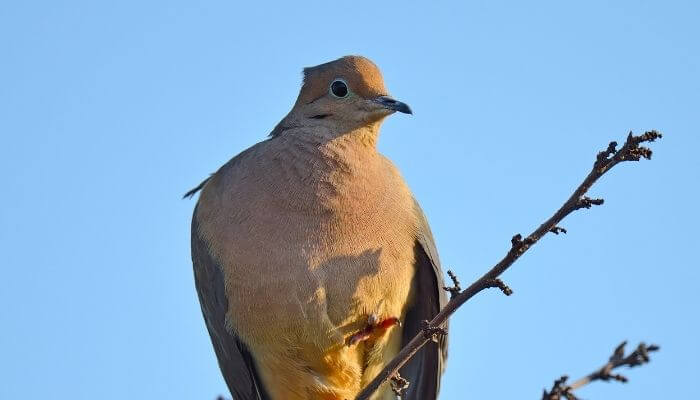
left=346, top=314, right=401, bottom=346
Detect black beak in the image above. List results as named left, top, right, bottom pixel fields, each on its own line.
left=373, top=96, right=413, bottom=115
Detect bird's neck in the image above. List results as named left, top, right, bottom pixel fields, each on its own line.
left=279, top=122, right=382, bottom=172
left=266, top=123, right=386, bottom=212
left=319, top=124, right=382, bottom=163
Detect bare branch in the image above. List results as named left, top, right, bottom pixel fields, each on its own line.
left=354, top=130, right=662, bottom=400
left=542, top=342, right=660, bottom=399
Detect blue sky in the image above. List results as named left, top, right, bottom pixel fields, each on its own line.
left=1, top=1, right=698, bottom=399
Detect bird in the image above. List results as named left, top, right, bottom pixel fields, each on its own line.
left=187, top=55, right=447, bottom=400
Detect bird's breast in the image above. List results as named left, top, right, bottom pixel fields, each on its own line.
left=195, top=146, right=419, bottom=398
left=202, top=172, right=417, bottom=340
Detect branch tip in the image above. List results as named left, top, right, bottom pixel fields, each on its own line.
left=618, top=130, right=663, bottom=162
left=442, top=270, right=462, bottom=298
left=484, top=278, right=513, bottom=296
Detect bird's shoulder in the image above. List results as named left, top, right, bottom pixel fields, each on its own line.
left=188, top=138, right=276, bottom=200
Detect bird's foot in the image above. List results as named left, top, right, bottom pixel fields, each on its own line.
left=346, top=314, right=401, bottom=346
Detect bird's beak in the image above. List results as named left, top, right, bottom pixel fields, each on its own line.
left=373, top=96, right=413, bottom=115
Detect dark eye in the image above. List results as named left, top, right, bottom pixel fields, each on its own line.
left=330, top=79, right=349, bottom=98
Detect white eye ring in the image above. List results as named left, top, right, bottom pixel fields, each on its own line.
left=330, top=79, right=349, bottom=98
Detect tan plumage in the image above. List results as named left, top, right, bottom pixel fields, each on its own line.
left=190, top=56, right=447, bottom=400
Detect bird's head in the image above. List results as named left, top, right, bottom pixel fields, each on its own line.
left=272, top=56, right=411, bottom=138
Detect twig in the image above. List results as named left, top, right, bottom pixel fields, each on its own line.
left=542, top=341, right=660, bottom=399
left=442, top=270, right=462, bottom=299
left=354, top=130, right=662, bottom=400
left=549, top=226, right=567, bottom=235
left=390, top=371, right=410, bottom=397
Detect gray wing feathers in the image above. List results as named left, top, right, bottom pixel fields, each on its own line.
left=192, top=208, right=270, bottom=400
left=412, top=201, right=448, bottom=312
left=398, top=201, right=448, bottom=400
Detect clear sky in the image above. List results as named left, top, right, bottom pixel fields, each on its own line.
left=1, top=1, right=698, bottom=399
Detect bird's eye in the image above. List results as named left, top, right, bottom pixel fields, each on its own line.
left=330, top=79, right=349, bottom=98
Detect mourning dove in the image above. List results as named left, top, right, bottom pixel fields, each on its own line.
left=187, top=55, right=447, bottom=400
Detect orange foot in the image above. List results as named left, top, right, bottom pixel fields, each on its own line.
left=346, top=314, right=401, bottom=346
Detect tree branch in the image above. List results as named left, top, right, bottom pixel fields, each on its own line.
left=355, top=130, right=662, bottom=400
left=542, top=341, right=660, bottom=400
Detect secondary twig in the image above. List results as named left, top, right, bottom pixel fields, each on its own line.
left=542, top=341, right=660, bottom=400
left=442, top=269, right=462, bottom=299
left=390, top=371, right=410, bottom=397
left=354, top=130, right=662, bottom=400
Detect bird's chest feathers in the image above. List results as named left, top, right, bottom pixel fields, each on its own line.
left=202, top=147, right=418, bottom=351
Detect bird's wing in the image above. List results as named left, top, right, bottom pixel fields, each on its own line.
left=398, top=200, right=448, bottom=400
left=191, top=206, right=271, bottom=400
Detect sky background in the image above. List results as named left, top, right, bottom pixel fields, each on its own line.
left=1, top=1, right=698, bottom=399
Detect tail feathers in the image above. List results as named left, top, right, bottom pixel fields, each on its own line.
left=183, top=175, right=213, bottom=199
